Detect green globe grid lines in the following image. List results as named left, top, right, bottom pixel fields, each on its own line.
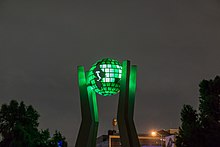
left=87, top=58, right=122, bottom=96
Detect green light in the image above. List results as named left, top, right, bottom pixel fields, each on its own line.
left=87, top=58, right=122, bottom=96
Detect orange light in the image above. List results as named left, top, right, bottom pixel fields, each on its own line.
left=151, top=131, right=157, bottom=136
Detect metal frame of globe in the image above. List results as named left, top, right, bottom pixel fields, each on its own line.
left=75, top=60, right=140, bottom=147
left=117, top=60, right=140, bottom=147
left=75, top=66, right=98, bottom=147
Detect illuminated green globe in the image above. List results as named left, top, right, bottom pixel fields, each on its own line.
left=87, top=58, right=122, bottom=96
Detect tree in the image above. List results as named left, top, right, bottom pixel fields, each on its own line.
left=0, top=100, right=67, bottom=147
left=176, top=105, right=203, bottom=147
left=49, top=130, right=67, bottom=147
left=0, top=100, right=40, bottom=147
left=199, top=76, right=220, bottom=124
left=199, top=76, right=220, bottom=147
left=176, top=76, right=220, bottom=147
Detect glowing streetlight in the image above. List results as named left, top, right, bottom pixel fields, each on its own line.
left=151, top=130, right=163, bottom=147
left=151, top=131, right=157, bottom=136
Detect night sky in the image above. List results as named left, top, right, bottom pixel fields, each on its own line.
left=0, top=0, right=220, bottom=146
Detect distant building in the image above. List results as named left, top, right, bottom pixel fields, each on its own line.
left=96, top=129, right=179, bottom=147
left=97, top=134, right=161, bottom=147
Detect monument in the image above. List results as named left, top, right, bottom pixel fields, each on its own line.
left=75, top=58, right=140, bottom=147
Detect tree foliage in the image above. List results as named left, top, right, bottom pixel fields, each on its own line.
left=49, top=130, right=67, bottom=147
left=199, top=76, right=220, bottom=124
left=176, top=105, right=203, bottom=147
left=199, top=76, right=220, bottom=147
left=176, top=76, right=220, bottom=147
left=0, top=100, right=67, bottom=147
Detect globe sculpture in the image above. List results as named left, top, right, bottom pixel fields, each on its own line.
left=87, top=58, right=122, bottom=96
left=76, top=59, right=140, bottom=147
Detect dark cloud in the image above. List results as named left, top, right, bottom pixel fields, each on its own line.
left=0, top=0, right=220, bottom=146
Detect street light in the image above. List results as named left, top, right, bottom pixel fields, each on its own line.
left=151, top=130, right=163, bottom=147
left=151, top=131, right=157, bottom=137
